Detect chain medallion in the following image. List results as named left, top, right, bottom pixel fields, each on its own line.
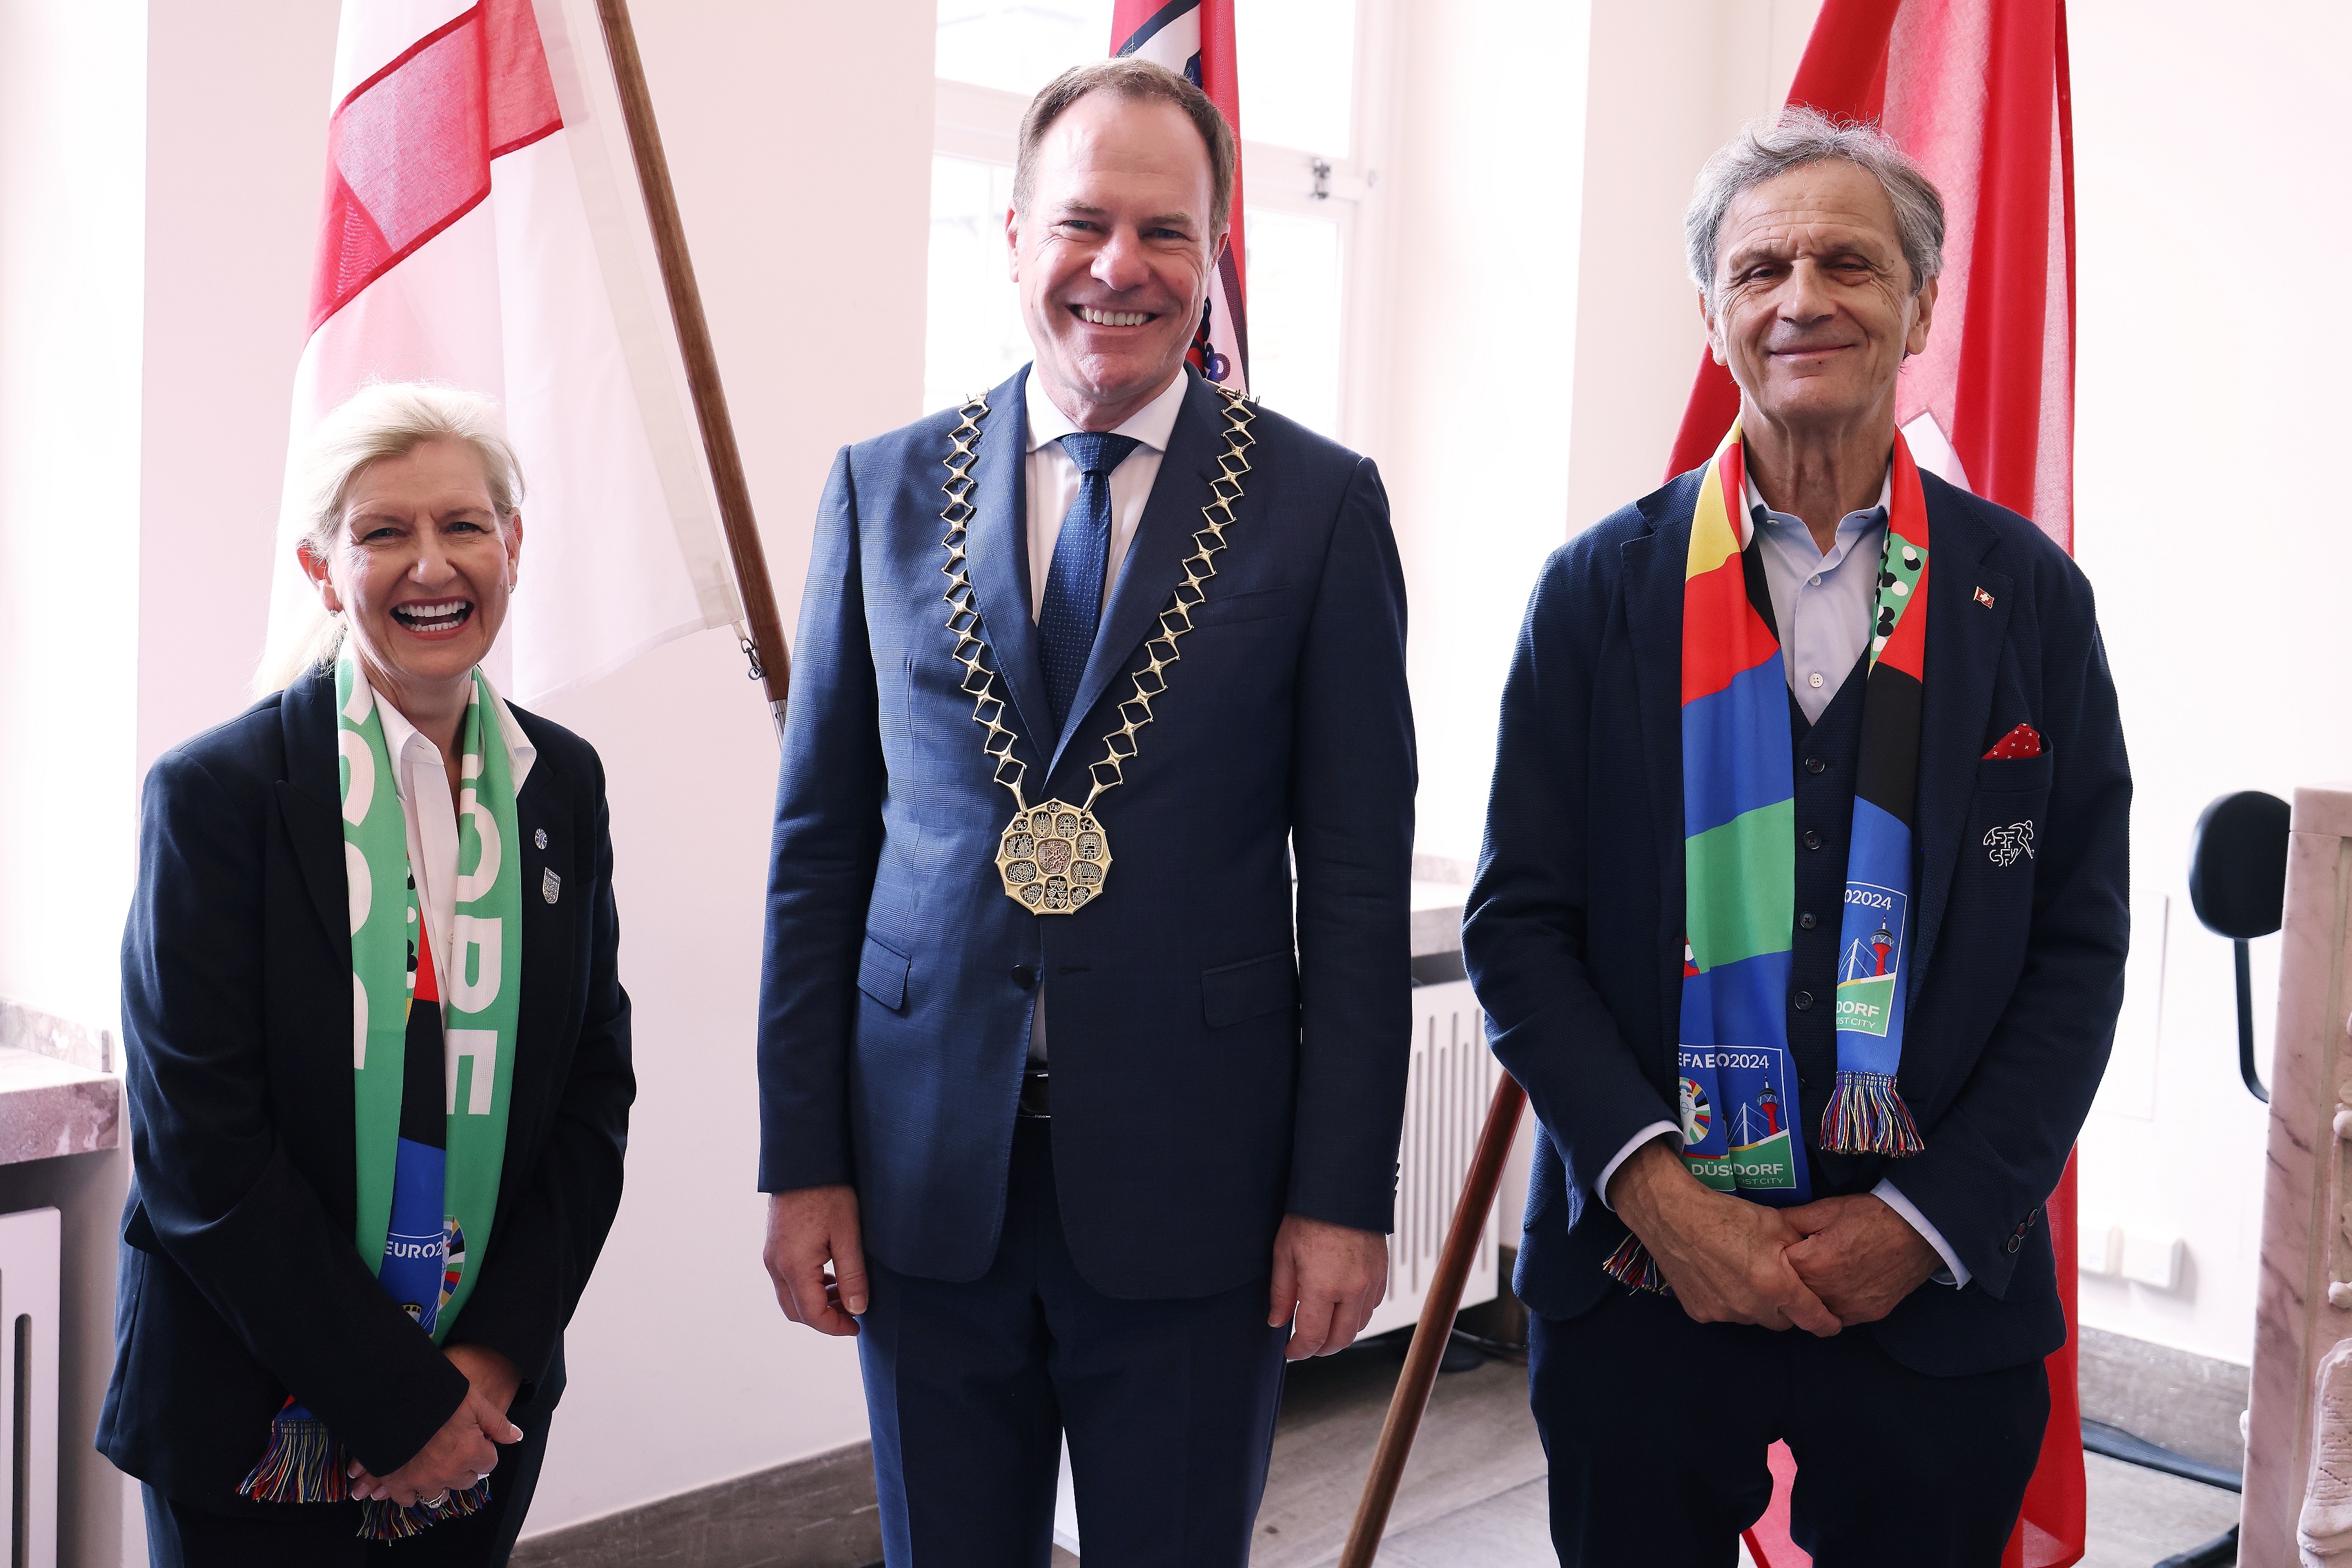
left=938, top=385, right=1259, bottom=916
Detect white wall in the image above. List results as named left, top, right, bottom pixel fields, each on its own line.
left=1370, top=0, right=1594, bottom=864
left=0, top=6, right=148, bottom=1565
left=2067, top=0, right=2352, bottom=1367
left=1561, top=0, right=1817, bottom=539
left=0, top=3, right=146, bottom=1028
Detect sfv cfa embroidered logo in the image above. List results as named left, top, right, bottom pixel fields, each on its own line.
left=1983, top=821, right=2036, bottom=867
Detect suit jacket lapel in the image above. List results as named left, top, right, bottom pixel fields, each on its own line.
left=1048, top=368, right=1221, bottom=777
left=1907, top=477, right=2014, bottom=1001
left=277, top=666, right=351, bottom=945
left=963, top=366, right=1053, bottom=768
left=1625, top=476, right=1700, bottom=1041
left=505, top=746, right=574, bottom=1171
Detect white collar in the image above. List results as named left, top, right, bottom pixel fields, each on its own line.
left=1024, top=365, right=1189, bottom=456
left=361, top=667, right=537, bottom=798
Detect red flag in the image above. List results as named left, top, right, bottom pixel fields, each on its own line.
left=1109, top=0, right=1250, bottom=393
left=1694, top=5, right=2086, bottom=1565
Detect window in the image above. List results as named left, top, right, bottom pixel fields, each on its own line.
left=925, top=1, right=1381, bottom=443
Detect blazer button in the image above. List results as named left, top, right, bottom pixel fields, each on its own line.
left=1011, top=965, right=1037, bottom=990
left=1802, top=830, right=1823, bottom=850
left=2006, top=1235, right=2022, bottom=1253
left=1799, top=912, right=1817, bottom=930
left=1805, top=758, right=1827, bottom=775
left=1792, top=991, right=1814, bottom=1012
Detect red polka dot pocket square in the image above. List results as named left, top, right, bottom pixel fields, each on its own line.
left=1983, top=723, right=2043, bottom=760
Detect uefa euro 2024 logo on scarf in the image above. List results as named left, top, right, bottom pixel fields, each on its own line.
left=1836, top=883, right=1909, bottom=1038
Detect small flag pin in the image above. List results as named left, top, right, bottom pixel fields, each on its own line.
left=1974, top=587, right=1996, bottom=609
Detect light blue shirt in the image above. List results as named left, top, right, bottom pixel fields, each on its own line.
left=1743, top=466, right=1892, bottom=724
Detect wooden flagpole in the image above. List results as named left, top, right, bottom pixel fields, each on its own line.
left=1337, top=1075, right=1526, bottom=1568
left=593, top=0, right=792, bottom=739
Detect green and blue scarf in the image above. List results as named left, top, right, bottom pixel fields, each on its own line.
left=239, top=649, right=522, bottom=1537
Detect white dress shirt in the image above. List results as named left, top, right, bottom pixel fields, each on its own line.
left=1019, top=368, right=1189, bottom=1063
left=1590, top=455, right=1968, bottom=1289
left=366, top=672, right=537, bottom=1003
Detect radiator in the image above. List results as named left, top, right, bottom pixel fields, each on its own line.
left=1361, top=976, right=1499, bottom=1339
left=0, top=1210, right=57, bottom=1568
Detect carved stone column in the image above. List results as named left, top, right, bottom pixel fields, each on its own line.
left=2245, top=783, right=2352, bottom=1564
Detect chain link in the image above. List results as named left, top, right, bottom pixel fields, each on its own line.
left=938, top=394, right=1030, bottom=812
left=937, top=385, right=1259, bottom=818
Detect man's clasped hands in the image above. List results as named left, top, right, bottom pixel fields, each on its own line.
left=1607, top=1139, right=1941, bottom=1335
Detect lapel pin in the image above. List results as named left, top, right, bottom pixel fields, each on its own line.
left=542, top=868, right=562, bottom=905
left=1974, top=587, right=1996, bottom=609
left=534, top=828, right=548, bottom=850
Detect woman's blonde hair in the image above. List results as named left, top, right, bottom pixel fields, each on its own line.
left=255, top=381, right=526, bottom=693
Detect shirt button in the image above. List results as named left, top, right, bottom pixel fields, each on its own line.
left=1809, top=574, right=1822, bottom=586
left=1792, top=991, right=1814, bottom=1012
left=1803, top=830, right=1823, bottom=850
left=1808, top=672, right=1825, bottom=689
left=1011, top=965, right=1037, bottom=990
left=1805, top=758, right=1826, bottom=775
left=1799, top=913, right=1817, bottom=930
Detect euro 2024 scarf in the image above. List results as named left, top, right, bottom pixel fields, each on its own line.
left=239, top=649, right=522, bottom=1538
left=1604, top=421, right=1930, bottom=1295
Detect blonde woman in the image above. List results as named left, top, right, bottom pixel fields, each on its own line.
left=102, top=384, right=634, bottom=1566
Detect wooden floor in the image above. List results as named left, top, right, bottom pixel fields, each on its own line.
left=1246, top=1340, right=2244, bottom=1568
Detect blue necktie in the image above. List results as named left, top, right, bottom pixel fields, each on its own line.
left=1037, top=431, right=1140, bottom=736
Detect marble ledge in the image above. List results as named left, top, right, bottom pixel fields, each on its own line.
left=1410, top=879, right=1471, bottom=961
left=0, top=1050, right=119, bottom=1165
left=2293, top=780, right=2352, bottom=843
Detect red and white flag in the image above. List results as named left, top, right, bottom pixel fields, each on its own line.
left=1684, top=5, right=2085, bottom=1565
left=262, top=0, right=741, bottom=702
left=1110, top=0, right=1250, bottom=394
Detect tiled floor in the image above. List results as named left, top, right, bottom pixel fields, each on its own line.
left=1242, top=1340, right=2244, bottom=1568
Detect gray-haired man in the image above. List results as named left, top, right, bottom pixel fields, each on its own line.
left=1464, top=110, right=2128, bottom=1563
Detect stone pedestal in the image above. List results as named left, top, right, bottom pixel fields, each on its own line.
left=2244, top=783, right=2352, bottom=1564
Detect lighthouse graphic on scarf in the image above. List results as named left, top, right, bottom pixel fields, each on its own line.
left=1834, top=883, right=1908, bottom=1039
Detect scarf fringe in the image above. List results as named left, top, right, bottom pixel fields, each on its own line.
left=237, top=1401, right=493, bottom=1540
left=1818, top=1070, right=1925, bottom=1157
left=1600, top=1233, right=1673, bottom=1297
left=237, top=1406, right=351, bottom=1504
left=360, top=1479, right=492, bottom=1542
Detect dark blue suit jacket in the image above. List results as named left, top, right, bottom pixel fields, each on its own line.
left=1464, top=467, right=2130, bottom=1377
left=99, top=667, right=634, bottom=1502
left=757, top=366, right=1416, bottom=1300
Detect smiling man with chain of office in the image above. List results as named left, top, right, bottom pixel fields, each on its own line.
left=753, top=58, right=1415, bottom=1567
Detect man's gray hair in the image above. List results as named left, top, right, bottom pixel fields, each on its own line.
left=1685, top=107, right=1945, bottom=314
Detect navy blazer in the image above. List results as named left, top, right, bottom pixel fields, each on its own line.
left=99, top=667, right=634, bottom=1502
left=757, top=365, right=1416, bottom=1300
left=1465, top=467, right=2130, bottom=1377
